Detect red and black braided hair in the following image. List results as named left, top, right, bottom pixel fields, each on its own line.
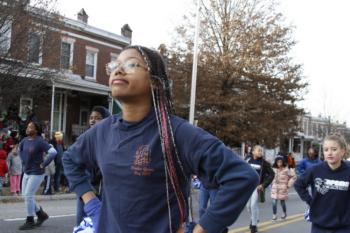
left=122, top=45, right=188, bottom=229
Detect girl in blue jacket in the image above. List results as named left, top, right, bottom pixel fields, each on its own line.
left=63, top=46, right=259, bottom=233
left=19, top=121, right=57, bottom=230
left=295, top=134, right=350, bottom=233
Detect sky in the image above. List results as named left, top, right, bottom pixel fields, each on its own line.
left=55, top=0, right=350, bottom=125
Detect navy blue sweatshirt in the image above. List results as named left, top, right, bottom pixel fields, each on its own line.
left=246, top=156, right=274, bottom=188
left=19, top=136, right=57, bottom=175
left=63, top=111, right=259, bottom=233
left=294, top=161, right=350, bottom=229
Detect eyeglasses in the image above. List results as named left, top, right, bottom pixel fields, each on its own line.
left=106, top=59, right=148, bottom=75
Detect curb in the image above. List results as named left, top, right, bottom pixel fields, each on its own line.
left=0, top=193, right=76, bottom=203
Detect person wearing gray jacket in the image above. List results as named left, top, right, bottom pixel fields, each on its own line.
left=7, top=143, right=22, bottom=196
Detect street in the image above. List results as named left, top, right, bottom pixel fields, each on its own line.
left=0, top=198, right=76, bottom=233
left=226, top=190, right=310, bottom=233
left=0, top=189, right=310, bottom=233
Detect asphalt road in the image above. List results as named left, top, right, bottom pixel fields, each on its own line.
left=0, top=189, right=311, bottom=233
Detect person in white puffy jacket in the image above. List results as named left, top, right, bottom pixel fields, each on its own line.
left=270, top=156, right=296, bottom=220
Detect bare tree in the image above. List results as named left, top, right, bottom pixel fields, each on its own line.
left=165, top=0, right=307, bottom=147
left=0, top=0, right=62, bottom=102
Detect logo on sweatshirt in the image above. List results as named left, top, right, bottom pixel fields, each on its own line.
left=315, top=178, right=349, bottom=195
left=131, top=145, right=154, bottom=176
left=250, top=164, right=261, bottom=170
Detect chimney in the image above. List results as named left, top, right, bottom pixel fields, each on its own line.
left=121, top=24, right=132, bottom=39
left=77, top=8, right=88, bottom=24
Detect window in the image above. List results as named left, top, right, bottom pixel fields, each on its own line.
left=0, top=20, right=12, bottom=55
left=85, top=47, right=98, bottom=79
left=60, top=42, right=71, bottom=69
left=19, top=97, right=33, bottom=120
left=110, top=53, right=118, bottom=62
left=60, top=37, right=75, bottom=70
left=52, top=92, right=67, bottom=132
left=28, top=32, right=41, bottom=64
left=79, top=108, right=89, bottom=126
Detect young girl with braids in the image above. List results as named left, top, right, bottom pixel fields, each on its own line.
left=63, top=45, right=259, bottom=233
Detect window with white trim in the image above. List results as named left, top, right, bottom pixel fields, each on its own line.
left=110, top=52, right=119, bottom=62
left=85, top=47, right=98, bottom=79
left=0, top=20, right=12, bottom=55
left=61, top=42, right=71, bottom=69
left=79, top=108, right=89, bottom=126
left=53, top=92, right=66, bottom=132
left=28, top=31, right=42, bottom=64
left=60, top=37, right=75, bottom=70
left=19, top=97, right=33, bottom=120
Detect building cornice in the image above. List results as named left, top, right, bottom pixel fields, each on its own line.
left=62, top=17, right=131, bottom=46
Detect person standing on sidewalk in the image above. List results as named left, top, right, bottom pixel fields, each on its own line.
left=295, top=134, right=350, bottom=233
left=0, top=143, right=8, bottom=196
left=50, top=131, right=66, bottom=193
left=287, top=152, right=296, bottom=169
left=245, top=145, right=274, bottom=233
left=270, top=156, right=296, bottom=220
left=18, top=121, right=57, bottom=230
left=63, top=45, right=259, bottom=233
left=41, top=153, right=55, bottom=195
left=6, top=141, right=22, bottom=196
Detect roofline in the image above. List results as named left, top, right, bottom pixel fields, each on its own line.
left=62, top=17, right=131, bottom=45
left=53, top=78, right=110, bottom=96
left=23, top=5, right=130, bottom=46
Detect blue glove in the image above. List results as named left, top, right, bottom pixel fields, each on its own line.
left=84, top=197, right=101, bottom=232
left=184, top=222, right=197, bottom=233
left=304, top=208, right=310, bottom=222
left=73, top=217, right=93, bottom=233
left=192, top=178, right=201, bottom=189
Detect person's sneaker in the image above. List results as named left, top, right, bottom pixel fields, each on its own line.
left=35, top=207, right=49, bottom=226
left=250, top=225, right=258, bottom=233
left=272, top=214, right=277, bottom=221
left=221, top=227, right=228, bottom=233
left=281, top=213, right=287, bottom=220
left=19, top=216, right=35, bottom=230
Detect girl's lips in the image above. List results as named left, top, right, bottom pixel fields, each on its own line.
left=111, top=78, right=129, bottom=85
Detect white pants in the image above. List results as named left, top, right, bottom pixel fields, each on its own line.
left=246, top=188, right=259, bottom=226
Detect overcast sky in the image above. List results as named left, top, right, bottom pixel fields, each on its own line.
left=56, top=0, right=350, bottom=125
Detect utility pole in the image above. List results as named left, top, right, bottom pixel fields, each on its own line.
left=189, top=0, right=201, bottom=125
left=188, top=0, right=201, bottom=223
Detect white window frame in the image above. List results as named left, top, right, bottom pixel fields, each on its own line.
left=60, top=36, right=75, bottom=71
left=19, top=97, right=33, bottom=119
left=52, top=91, right=67, bottom=133
left=0, top=20, right=12, bottom=55
left=85, top=46, right=98, bottom=80
left=79, top=108, right=89, bottom=126
left=27, top=31, right=43, bottom=65
left=110, top=52, right=119, bottom=62
left=0, top=97, right=3, bottom=111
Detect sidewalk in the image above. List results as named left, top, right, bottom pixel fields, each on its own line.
left=0, top=186, right=76, bottom=203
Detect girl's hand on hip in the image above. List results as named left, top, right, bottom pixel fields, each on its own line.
left=177, top=222, right=206, bottom=233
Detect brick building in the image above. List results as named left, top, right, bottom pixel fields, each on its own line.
left=288, top=114, right=348, bottom=160
left=0, top=3, right=131, bottom=143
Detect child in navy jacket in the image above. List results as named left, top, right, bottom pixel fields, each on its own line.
left=294, top=134, right=350, bottom=233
